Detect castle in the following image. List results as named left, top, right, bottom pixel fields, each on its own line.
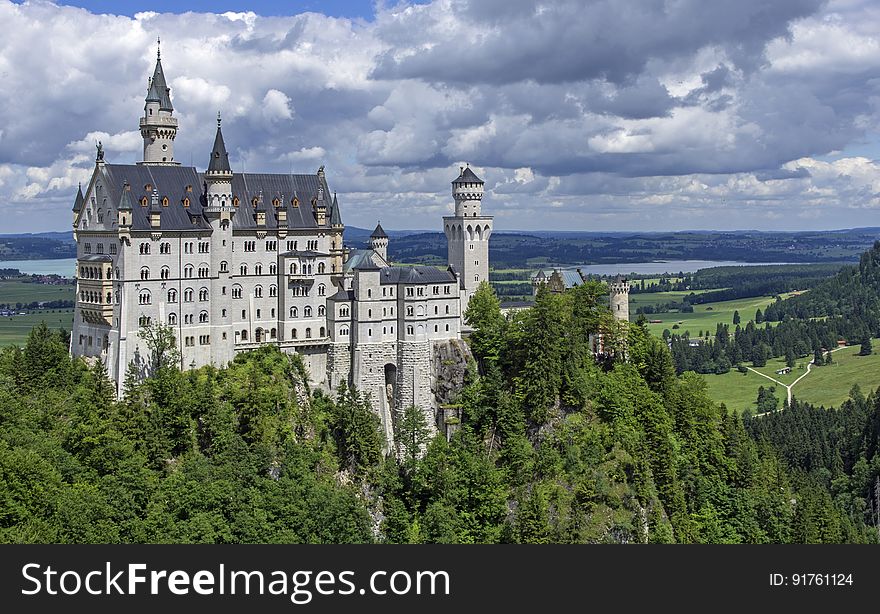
left=70, top=45, right=492, bottom=441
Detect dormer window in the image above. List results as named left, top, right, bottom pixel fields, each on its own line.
left=272, top=198, right=280, bottom=207
left=161, top=197, right=169, bottom=207
left=140, top=197, right=148, bottom=207
left=183, top=197, right=190, bottom=208
left=232, top=197, right=240, bottom=207
left=292, top=197, right=299, bottom=208
left=144, top=184, right=152, bottom=192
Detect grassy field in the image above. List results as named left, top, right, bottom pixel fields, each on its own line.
left=643, top=294, right=787, bottom=338
left=0, top=280, right=75, bottom=305
left=629, top=289, right=711, bottom=310
left=0, top=310, right=74, bottom=346
left=795, top=341, right=880, bottom=407
left=703, top=339, right=880, bottom=412
left=0, top=280, right=75, bottom=346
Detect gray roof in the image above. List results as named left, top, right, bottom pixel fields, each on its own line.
left=344, top=249, right=383, bottom=272
left=453, top=165, right=482, bottom=184
left=207, top=124, right=231, bottom=173
left=93, top=164, right=335, bottom=232
left=380, top=266, right=457, bottom=284
left=118, top=182, right=133, bottom=211
left=79, top=255, right=113, bottom=263
left=328, top=288, right=354, bottom=301
left=145, top=57, right=173, bottom=112
left=559, top=270, right=584, bottom=288
left=72, top=184, right=84, bottom=212
left=370, top=222, right=388, bottom=239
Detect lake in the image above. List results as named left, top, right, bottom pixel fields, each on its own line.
left=566, top=260, right=799, bottom=277
left=0, top=258, right=77, bottom=277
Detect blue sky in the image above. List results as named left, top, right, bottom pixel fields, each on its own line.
left=2, top=0, right=880, bottom=233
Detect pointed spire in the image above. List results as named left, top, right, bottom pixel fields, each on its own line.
left=371, top=221, right=388, bottom=239
left=118, top=181, right=133, bottom=211
left=73, top=183, right=84, bottom=212
left=146, top=37, right=173, bottom=112
left=207, top=113, right=232, bottom=174
left=330, top=191, right=342, bottom=226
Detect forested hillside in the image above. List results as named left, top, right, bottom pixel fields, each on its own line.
left=2, top=282, right=878, bottom=543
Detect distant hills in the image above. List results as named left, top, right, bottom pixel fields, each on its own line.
left=2, top=227, right=879, bottom=266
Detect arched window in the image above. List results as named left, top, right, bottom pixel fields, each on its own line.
left=320, top=326, right=325, bottom=337
left=140, top=267, right=149, bottom=280
left=139, top=289, right=151, bottom=305
left=183, top=265, right=193, bottom=278
left=168, top=313, right=177, bottom=325
left=289, top=262, right=297, bottom=274
left=290, top=306, right=298, bottom=318
left=241, top=329, right=248, bottom=341
left=254, top=285, right=263, bottom=298
left=318, top=305, right=325, bottom=316
left=304, top=306, right=312, bottom=317
left=199, top=288, right=209, bottom=302
left=139, top=243, right=151, bottom=255
left=407, top=305, right=414, bottom=316
left=339, top=326, right=349, bottom=337
left=240, top=264, right=248, bottom=276
left=270, top=327, right=277, bottom=339
left=199, top=311, right=209, bottom=323
left=269, top=284, right=277, bottom=297
left=306, top=328, right=311, bottom=339
left=291, top=328, right=297, bottom=339
left=318, top=284, right=326, bottom=296
left=168, top=289, right=177, bottom=303
left=106, top=291, right=112, bottom=304
left=160, top=266, right=170, bottom=280
left=318, top=262, right=325, bottom=274
left=255, top=264, right=263, bottom=275
left=232, top=285, right=242, bottom=299
left=269, top=263, right=277, bottom=275
left=340, top=306, right=349, bottom=318
left=220, top=261, right=228, bottom=273
left=184, top=288, right=193, bottom=302
left=198, top=265, right=209, bottom=278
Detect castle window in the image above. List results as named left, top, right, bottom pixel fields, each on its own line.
left=255, top=264, right=262, bottom=275
left=434, top=306, right=438, bottom=315
left=444, top=286, right=450, bottom=294
left=241, top=330, right=248, bottom=341
left=383, top=326, right=386, bottom=334
left=320, top=326, right=325, bottom=337
left=220, top=261, right=228, bottom=273
left=140, top=197, right=148, bottom=207
left=269, top=263, right=277, bottom=275
left=168, top=289, right=177, bottom=303
left=407, top=325, right=413, bottom=335
left=367, top=289, right=371, bottom=298
left=199, top=288, right=208, bottom=302
left=168, top=313, right=177, bottom=325
left=289, top=263, right=297, bottom=274
left=306, top=328, right=312, bottom=339
left=407, top=306, right=414, bottom=316
left=445, top=324, right=449, bottom=332
left=269, top=285, right=277, bottom=297
left=109, top=244, right=117, bottom=255
left=304, top=306, right=312, bottom=317
left=198, top=266, right=209, bottom=278
left=290, top=306, right=298, bottom=318
left=434, top=325, right=438, bottom=332
left=138, top=290, right=151, bottom=305
left=242, top=310, right=246, bottom=319
left=84, top=243, right=92, bottom=254
left=256, top=309, right=261, bottom=318
left=161, top=197, right=169, bottom=207
left=96, top=243, right=104, bottom=254
left=406, top=288, right=414, bottom=297
left=184, top=288, right=193, bottom=302
left=417, top=287, right=424, bottom=296
left=318, top=305, right=325, bottom=316
left=232, top=197, right=239, bottom=207
left=183, top=197, right=190, bottom=208
left=252, top=197, right=259, bottom=208
left=232, top=285, right=242, bottom=299
left=138, top=315, right=151, bottom=327
left=240, top=264, right=248, bottom=275
left=184, top=265, right=193, bottom=278
left=445, top=305, right=449, bottom=314
left=368, top=309, right=372, bottom=318
left=106, top=292, right=112, bottom=304
left=199, top=311, right=209, bottom=323
left=292, top=328, right=297, bottom=339
left=160, top=266, right=170, bottom=280
left=139, top=243, right=150, bottom=255
left=160, top=242, right=171, bottom=254
left=222, top=309, right=227, bottom=318
left=200, top=335, right=210, bottom=345
left=270, top=328, right=277, bottom=340
left=292, top=197, right=299, bottom=208
left=433, top=286, right=439, bottom=295
left=140, top=267, right=150, bottom=280
left=184, top=314, right=193, bottom=324
left=339, top=306, right=349, bottom=318
left=339, top=327, right=348, bottom=337
left=318, top=284, right=326, bottom=296
left=474, top=275, right=479, bottom=282
left=198, top=242, right=209, bottom=253
left=254, top=285, right=263, bottom=298
left=318, top=263, right=325, bottom=274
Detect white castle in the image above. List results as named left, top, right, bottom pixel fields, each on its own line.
left=70, top=45, right=492, bottom=441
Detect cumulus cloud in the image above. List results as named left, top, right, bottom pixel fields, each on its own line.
left=1, top=0, right=880, bottom=232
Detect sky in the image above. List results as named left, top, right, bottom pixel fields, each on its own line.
left=2, top=0, right=880, bottom=233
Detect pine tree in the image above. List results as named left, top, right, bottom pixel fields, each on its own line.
left=733, top=310, right=741, bottom=325
left=859, top=338, right=873, bottom=356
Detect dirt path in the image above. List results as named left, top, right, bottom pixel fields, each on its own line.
left=751, top=345, right=849, bottom=414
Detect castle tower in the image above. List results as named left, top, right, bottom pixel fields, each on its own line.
left=443, top=164, right=492, bottom=308
left=609, top=276, right=630, bottom=322
left=204, top=113, right=233, bottom=208
left=370, top=222, right=389, bottom=263
left=139, top=38, right=179, bottom=166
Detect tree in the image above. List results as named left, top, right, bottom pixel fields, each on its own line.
left=396, top=405, right=431, bottom=474
left=330, top=384, right=383, bottom=475
left=785, top=347, right=796, bottom=368
left=859, top=339, right=873, bottom=356
left=813, top=348, right=824, bottom=366
left=463, top=281, right=506, bottom=366
left=755, top=309, right=764, bottom=324
left=137, top=321, right=181, bottom=375
left=733, top=310, right=741, bottom=325
left=756, top=386, right=779, bottom=414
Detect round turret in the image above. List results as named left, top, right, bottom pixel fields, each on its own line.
left=452, top=164, right=484, bottom=217
left=609, top=276, right=630, bottom=322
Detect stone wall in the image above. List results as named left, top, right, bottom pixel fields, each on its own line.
left=397, top=340, right=436, bottom=437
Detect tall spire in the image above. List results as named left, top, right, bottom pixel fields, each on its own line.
left=207, top=112, right=231, bottom=173
left=72, top=183, right=84, bottom=213
left=140, top=36, right=179, bottom=165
